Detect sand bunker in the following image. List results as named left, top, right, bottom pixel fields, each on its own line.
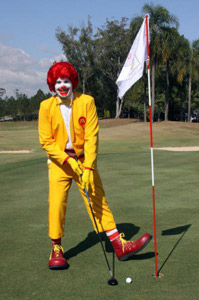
left=1, top=147, right=199, bottom=154
left=154, top=147, right=199, bottom=152
left=0, top=150, right=31, bottom=154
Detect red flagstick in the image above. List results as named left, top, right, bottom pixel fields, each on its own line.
left=145, top=14, right=158, bottom=277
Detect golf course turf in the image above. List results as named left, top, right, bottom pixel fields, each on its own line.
left=0, top=120, right=199, bottom=300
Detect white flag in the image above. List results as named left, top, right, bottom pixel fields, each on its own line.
left=116, top=17, right=148, bottom=99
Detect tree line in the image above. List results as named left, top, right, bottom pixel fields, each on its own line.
left=0, top=89, right=51, bottom=121
left=56, top=3, right=199, bottom=121
left=1, top=3, right=199, bottom=122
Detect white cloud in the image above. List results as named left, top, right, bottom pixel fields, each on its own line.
left=0, top=44, right=33, bottom=71
left=39, top=53, right=67, bottom=69
left=0, top=43, right=66, bottom=97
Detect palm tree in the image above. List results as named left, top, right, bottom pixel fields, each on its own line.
left=162, top=28, right=179, bottom=120
left=188, top=40, right=199, bottom=121
left=171, top=34, right=190, bottom=120
left=142, top=3, right=179, bottom=121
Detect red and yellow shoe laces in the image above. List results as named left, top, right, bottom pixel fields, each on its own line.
left=119, top=233, right=134, bottom=252
left=49, top=244, right=64, bottom=259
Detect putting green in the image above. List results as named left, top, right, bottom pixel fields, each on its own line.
left=0, top=120, right=199, bottom=300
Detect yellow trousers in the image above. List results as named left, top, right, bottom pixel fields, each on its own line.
left=48, top=158, right=116, bottom=239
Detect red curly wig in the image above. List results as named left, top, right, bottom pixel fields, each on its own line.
left=47, top=62, right=79, bottom=92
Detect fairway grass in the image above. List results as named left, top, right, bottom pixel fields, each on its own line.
left=0, top=120, right=199, bottom=300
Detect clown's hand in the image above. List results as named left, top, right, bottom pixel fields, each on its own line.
left=66, top=157, right=82, bottom=178
left=81, top=168, right=91, bottom=191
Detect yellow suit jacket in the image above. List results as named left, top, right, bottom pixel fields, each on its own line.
left=38, top=92, right=99, bottom=169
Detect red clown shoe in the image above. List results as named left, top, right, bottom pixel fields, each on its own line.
left=49, top=244, right=67, bottom=269
left=111, top=233, right=152, bottom=261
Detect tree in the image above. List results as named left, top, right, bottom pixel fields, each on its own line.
left=0, top=88, right=6, bottom=97
left=0, top=98, right=7, bottom=118
left=123, top=76, right=146, bottom=120
left=187, top=40, right=199, bottom=121
left=6, top=97, right=18, bottom=120
left=30, top=89, right=48, bottom=119
left=95, top=18, right=131, bottom=117
left=17, top=94, right=30, bottom=120
left=171, top=34, right=190, bottom=120
left=142, top=3, right=179, bottom=121
left=161, top=28, right=182, bottom=120
left=56, top=16, right=96, bottom=94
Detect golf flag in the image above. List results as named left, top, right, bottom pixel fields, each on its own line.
left=116, top=17, right=148, bottom=99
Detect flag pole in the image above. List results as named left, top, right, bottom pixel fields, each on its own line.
left=145, top=14, right=158, bottom=277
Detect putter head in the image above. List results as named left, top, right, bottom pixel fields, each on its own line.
left=108, top=277, right=118, bottom=286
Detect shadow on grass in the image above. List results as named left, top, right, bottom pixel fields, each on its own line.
left=125, top=252, right=155, bottom=261
left=158, top=224, right=191, bottom=273
left=64, top=222, right=154, bottom=261
left=50, top=263, right=70, bottom=271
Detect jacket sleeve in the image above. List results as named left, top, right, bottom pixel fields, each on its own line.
left=38, top=102, right=68, bottom=165
left=84, top=97, right=99, bottom=169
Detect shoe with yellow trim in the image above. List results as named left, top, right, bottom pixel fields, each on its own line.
left=111, top=233, right=152, bottom=261
left=48, top=244, right=67, bottom=269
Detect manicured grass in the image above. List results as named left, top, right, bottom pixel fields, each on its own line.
left=0, top=120, right=199, bottom=300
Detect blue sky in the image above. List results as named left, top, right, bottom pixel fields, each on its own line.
left=0, top=0, right=199, bottom=96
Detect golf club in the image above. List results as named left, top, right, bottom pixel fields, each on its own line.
left=84, top=186, right=118, bottom=286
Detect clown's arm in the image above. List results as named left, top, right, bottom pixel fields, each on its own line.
left=81, top=97, right=99, bottom=189
left=39, top=102, right=82, bottom=177
left=38, top=102, right=69, bottom=165
left=84, top=97, right=99, bottom=169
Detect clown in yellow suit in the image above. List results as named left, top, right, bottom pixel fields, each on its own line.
left=38, top=62, right=151, bottom=269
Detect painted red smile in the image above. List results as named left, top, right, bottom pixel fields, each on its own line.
left=59, top=86, right=69, bottom=96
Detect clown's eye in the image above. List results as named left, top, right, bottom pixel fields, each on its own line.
left=64, top=80, right=69, bottom=84
left=56, top=81, right=61, bottom=84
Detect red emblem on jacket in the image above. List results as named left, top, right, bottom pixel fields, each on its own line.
left=79, top=116, right=86, bottom=126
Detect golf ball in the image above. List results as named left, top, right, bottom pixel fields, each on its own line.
left=126, top=277, right=132, bottom=284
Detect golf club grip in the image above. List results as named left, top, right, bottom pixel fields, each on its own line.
left=84, top=187, right=91, bottom=204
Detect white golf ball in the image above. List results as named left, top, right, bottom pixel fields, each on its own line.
left=126, top=277, right=132, bottom=284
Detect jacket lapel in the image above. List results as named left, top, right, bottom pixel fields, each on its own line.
left=54, top=96, right=68, bottom=143
left=70, top=93, right=78, bottom=143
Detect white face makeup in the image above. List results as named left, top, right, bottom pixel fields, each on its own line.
left=55, top=78, right=73, bottom=99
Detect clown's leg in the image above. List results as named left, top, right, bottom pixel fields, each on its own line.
left=75, top=167, right=116, bottom=233
left=76, top=167, right=152, bottom=261
left=48, top=160, right=72, bottom=269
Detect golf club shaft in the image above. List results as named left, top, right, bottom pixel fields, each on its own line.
left=74, top=156, right=114, bottom=278
left=113, top=252, right=115, bottom=278
left=84, top=187, right=113, bottom=278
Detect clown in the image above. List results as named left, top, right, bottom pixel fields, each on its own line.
left=38, top=62, right=152, bottom=269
